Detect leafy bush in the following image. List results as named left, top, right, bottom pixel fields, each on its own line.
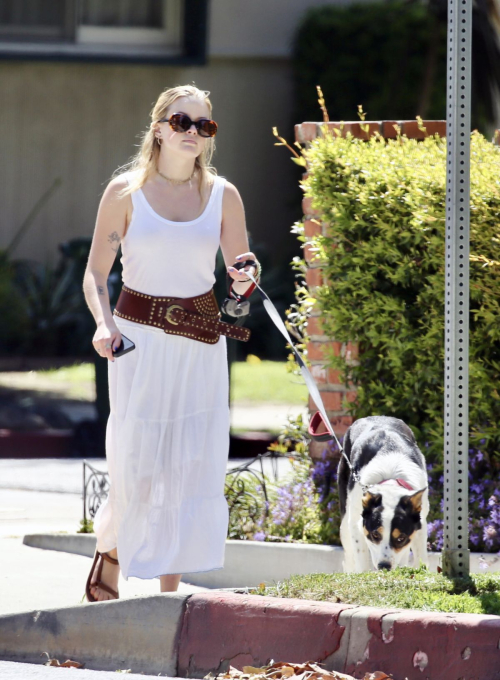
left=298, top=124, right=500, bottom=463
left=11, top=258, right=88, bottom=356
left=0, top=251, right=31, bottom=352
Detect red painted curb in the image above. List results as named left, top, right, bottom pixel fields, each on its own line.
left=177, top=592, right=355, bottom=678
left=177, top=592, right=500, bottom=680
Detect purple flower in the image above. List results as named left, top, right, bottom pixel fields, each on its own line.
left=484, top=525, right=497, bottom=539
left=253, top=531, right=266, bottom=541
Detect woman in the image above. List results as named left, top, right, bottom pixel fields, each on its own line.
left=82, top=84, right=260, bottom=602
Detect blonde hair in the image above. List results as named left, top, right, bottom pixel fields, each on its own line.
left=112, top=84, right=217, bottom=198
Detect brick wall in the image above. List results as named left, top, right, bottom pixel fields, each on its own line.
left=296, top=120, right=451, bottom=458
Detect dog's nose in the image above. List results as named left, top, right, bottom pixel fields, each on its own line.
left=377, top=561, right=392, bottom=571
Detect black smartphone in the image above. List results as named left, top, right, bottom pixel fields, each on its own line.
left=112, top=333, right=136, bottom=358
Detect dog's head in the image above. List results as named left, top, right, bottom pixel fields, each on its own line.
left=361, top=485, right=426, bottom=571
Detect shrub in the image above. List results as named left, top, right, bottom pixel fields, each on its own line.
left=0, top=251, right=30, bottom=352
left=298, top=123, right=500, bottom=463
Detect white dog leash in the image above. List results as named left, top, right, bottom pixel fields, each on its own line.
left=246, top=273, right=367, bottom=491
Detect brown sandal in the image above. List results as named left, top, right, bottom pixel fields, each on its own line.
left=85, top=549, right=120, bottom=602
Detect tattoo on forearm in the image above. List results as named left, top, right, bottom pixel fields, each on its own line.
left=108, top=231, right=121, bottom=253
left=97, top=285, right=105, bottom=296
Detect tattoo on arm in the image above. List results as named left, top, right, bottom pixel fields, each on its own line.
left=97, top=285, right=105, bottom=296
left=108, top=231, right=121, bottom=253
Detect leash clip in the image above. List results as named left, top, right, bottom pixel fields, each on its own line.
left=221, top=258, right=257, bottom=321
left=221, top=296, right=251, bottom=318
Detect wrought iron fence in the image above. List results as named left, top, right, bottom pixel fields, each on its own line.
left=82, top=460, right=111, bottom=523
left=83, top=450, right=304, bottom=525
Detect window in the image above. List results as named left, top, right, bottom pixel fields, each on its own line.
left=0, top=1, right=70, bottom=42
left=77, top=1, right=182, bottom=52
left=0, top=0, right=206, bottom=63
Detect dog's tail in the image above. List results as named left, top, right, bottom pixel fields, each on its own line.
left=337, top=425, right=353, bottom=519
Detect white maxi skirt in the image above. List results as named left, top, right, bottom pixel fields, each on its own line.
left=93, top=315, right=230, bottom=580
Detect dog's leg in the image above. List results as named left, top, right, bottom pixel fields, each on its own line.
left=340, top=513, right=355, bottom=573
left=412, top=494, right=430, bottom=569
left=411, top=520, right=429, bottom=569
left=351, top=520, right=373, bottom=572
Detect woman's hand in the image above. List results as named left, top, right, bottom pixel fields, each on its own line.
left=92, top=322, right=122, bottom=362
left=227, top=252, right=259, bottom=282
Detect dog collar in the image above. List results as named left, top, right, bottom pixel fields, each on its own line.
left=379, top=478, right=414, bottom=491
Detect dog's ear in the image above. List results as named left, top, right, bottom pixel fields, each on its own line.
left=362, top=491, right=382, bottom=510
left=401, top=487, right=427, bottom=513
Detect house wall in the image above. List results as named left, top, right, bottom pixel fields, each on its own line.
left=0, top=0, right=345, bottom=267
left=0, top=59, right=298, bottom=266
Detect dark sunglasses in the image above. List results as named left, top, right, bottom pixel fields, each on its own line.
left=159, top=112, right=218, bottom=138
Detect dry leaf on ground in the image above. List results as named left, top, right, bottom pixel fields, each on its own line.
left=41, top=652, right=84, bottom=668
left=205, top=661, right=392, bottom=680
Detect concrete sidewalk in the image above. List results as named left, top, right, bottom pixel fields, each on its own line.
left=0, top=661, right=181, bottom=679
left=0, top=455, right=296, bottom=617
left=0, top=455, right=295, bottom=495
left=0, top=488, right=210, bottom=617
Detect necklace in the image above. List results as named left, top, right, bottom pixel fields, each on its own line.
left=157, top=168, right=196, bottom=185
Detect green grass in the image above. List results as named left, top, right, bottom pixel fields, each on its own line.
left=0, top=362, right=95, bottom=400
left=3, top=360, right=307, bottom=406
left=250, top=567, right=500, bottom=615
left=39, top=363, right=94, bottom=382
left=231, top=360, right=308, bottom=404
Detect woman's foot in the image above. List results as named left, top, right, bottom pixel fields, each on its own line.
left=89, top=549, right=120, bottom=601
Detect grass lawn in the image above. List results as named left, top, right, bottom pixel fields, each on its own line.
left=251, top=567, right=500, bottom=615
left=231, top=359, right=308, bottom=404
left=0, top=359, right=308, bottom=405
left=0, top=363, right=96, bottom=400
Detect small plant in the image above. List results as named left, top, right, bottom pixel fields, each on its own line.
left=77, top=518, right=94, bottom=534
left=427, top=445, right=500, bottom=554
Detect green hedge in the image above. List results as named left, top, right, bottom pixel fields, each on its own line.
left=292, top=2, right=489, bottom=136
left=297, top=124, right=500, bottom=460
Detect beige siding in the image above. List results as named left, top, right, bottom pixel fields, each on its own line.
left=0, top=58, right=300, bottom=266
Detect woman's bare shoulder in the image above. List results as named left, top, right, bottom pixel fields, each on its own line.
left=99, top=173, right=136, bottom=234
left=107, top=170, right=137, bottom=193
left=100, top=173, right=130, bottom=201
left=221, top=180, right=243, bottom=205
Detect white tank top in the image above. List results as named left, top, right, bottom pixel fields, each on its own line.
left=119, top=171, right=227, bottom=298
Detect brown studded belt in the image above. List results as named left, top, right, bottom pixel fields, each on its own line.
left=113, top=285, right=251, bottom=344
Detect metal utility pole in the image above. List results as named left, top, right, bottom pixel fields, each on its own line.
left=442, top=0, right=472, bottom=578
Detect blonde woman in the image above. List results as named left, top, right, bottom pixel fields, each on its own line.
left=82, top=84, right=259, bottom=601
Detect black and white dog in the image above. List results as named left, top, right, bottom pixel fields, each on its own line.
left=338, top=416, right=429, bottom=572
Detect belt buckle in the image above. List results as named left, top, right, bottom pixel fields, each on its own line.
left=165, top=304, right=184, bottom=326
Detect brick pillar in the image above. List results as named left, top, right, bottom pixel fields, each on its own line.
left=295, top=120, right=447, bottom=459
